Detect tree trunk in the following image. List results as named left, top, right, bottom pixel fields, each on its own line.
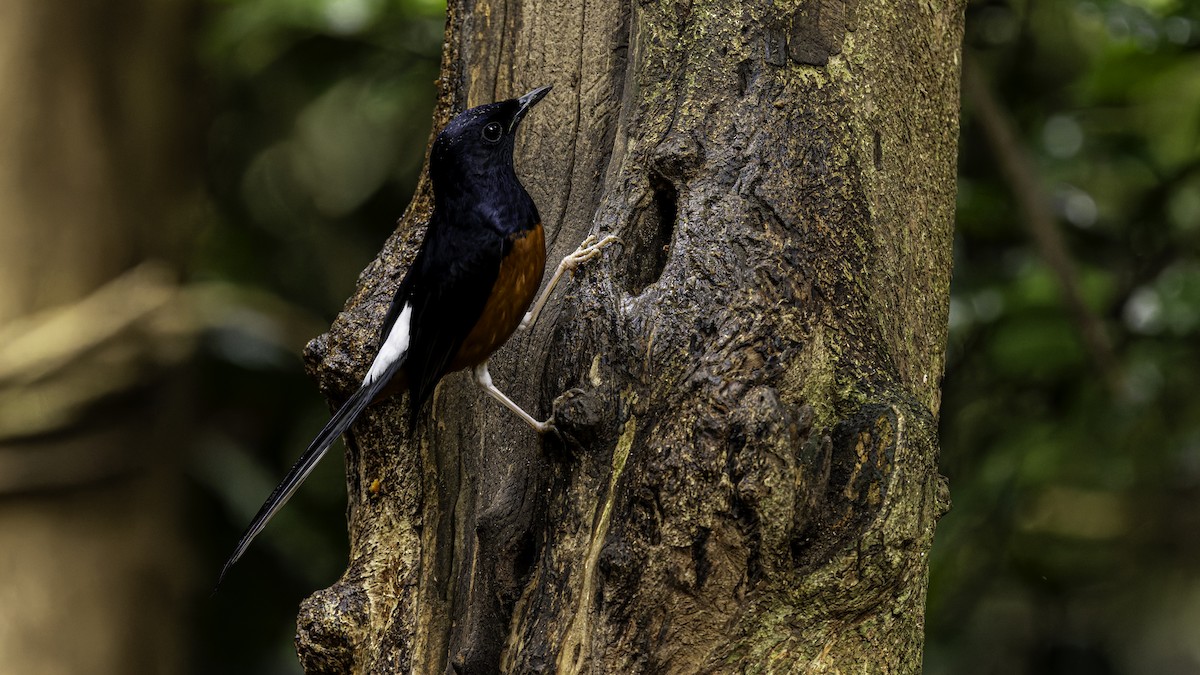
left=298, top=0, right=962, bottom=672
left=0, top=1, right=199, bottom=673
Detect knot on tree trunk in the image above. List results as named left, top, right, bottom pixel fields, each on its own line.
left=296, top=580, right=367, bottom=674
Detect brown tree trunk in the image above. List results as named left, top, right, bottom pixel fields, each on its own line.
left=298, top=0, right=962, bottom=672
left=0, top=1, right=199, bottom=673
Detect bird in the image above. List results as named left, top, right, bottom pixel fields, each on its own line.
left=218, top=85, right=616, bottom=586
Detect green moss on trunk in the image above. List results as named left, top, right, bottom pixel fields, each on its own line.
left=296, top=0, right=963, bottom=672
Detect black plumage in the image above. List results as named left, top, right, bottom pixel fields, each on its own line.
left=218, top=86, right=556, bottom=587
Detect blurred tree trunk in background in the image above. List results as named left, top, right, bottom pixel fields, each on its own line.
left=298, top=0, right=962, bottom=672
left=0, top=1, right=199, bottom=674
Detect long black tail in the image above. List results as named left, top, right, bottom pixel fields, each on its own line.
left=216, top=370, right=395, bottom=589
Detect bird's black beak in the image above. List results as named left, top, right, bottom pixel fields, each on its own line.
left=510, top=85, right=552, bottom=132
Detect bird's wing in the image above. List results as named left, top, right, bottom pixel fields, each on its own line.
left=400, top=224, right=509, bottom=425
left=217, top=242, right=429, bottom=588
left=216, top=215, right=508, bottom=587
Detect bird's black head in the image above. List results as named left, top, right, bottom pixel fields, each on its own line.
left=430, top=85, right=552, bottom=188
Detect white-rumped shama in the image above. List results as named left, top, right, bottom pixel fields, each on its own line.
left=218, top=85, right=616, bottom=586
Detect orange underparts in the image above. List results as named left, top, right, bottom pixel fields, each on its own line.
left=450, top=222, right=546, bottom=370
left=374, top=223, right=546, bottom=403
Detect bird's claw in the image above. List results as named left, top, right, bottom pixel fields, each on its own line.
left=519, top=234, right=619, bottom=332
left=563, top=234, right=619, bottom=274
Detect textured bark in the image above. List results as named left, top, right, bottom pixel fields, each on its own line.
left=297, top=0, right=962, bottom=672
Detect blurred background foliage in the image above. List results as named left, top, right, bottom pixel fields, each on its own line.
left=190, top=0, right=442, bottom=671
left=23, top=0, right=1192, bottom=671
left=932, top=0, right=1200, bottom=673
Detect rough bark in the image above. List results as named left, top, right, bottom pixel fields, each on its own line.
left=298, top=0, right=962, bottom=672
left=0, top=1, right=198, bottom=673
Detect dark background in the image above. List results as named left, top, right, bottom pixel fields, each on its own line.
left=3, top=0, right=1197, bottom=672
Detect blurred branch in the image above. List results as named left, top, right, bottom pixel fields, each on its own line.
left=0, top=263, right=196, bottom=493
left=962, top=56, right=1125, bottom=396
left=0, top=262, right=197, bottom=441
left=0, top=260, right=326, bottom=492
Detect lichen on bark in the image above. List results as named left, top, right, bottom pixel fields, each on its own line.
left=295, top=0, right=963, bottom=672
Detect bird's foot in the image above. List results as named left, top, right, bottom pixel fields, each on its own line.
left=561, top=234, right=619, bottom=274
left=519, top=233, right=619, bottom=332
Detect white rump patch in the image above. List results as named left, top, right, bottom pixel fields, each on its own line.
left=364, top=303, right=412, bottom=385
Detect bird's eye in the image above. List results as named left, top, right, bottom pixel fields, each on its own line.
left=482, top=122, right=503, bottom=143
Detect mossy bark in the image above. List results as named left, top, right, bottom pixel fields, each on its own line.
left=297, top=0, right=963, bottom=672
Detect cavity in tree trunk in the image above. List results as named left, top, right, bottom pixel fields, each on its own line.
left=297, top=0, right=962, bottom=672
